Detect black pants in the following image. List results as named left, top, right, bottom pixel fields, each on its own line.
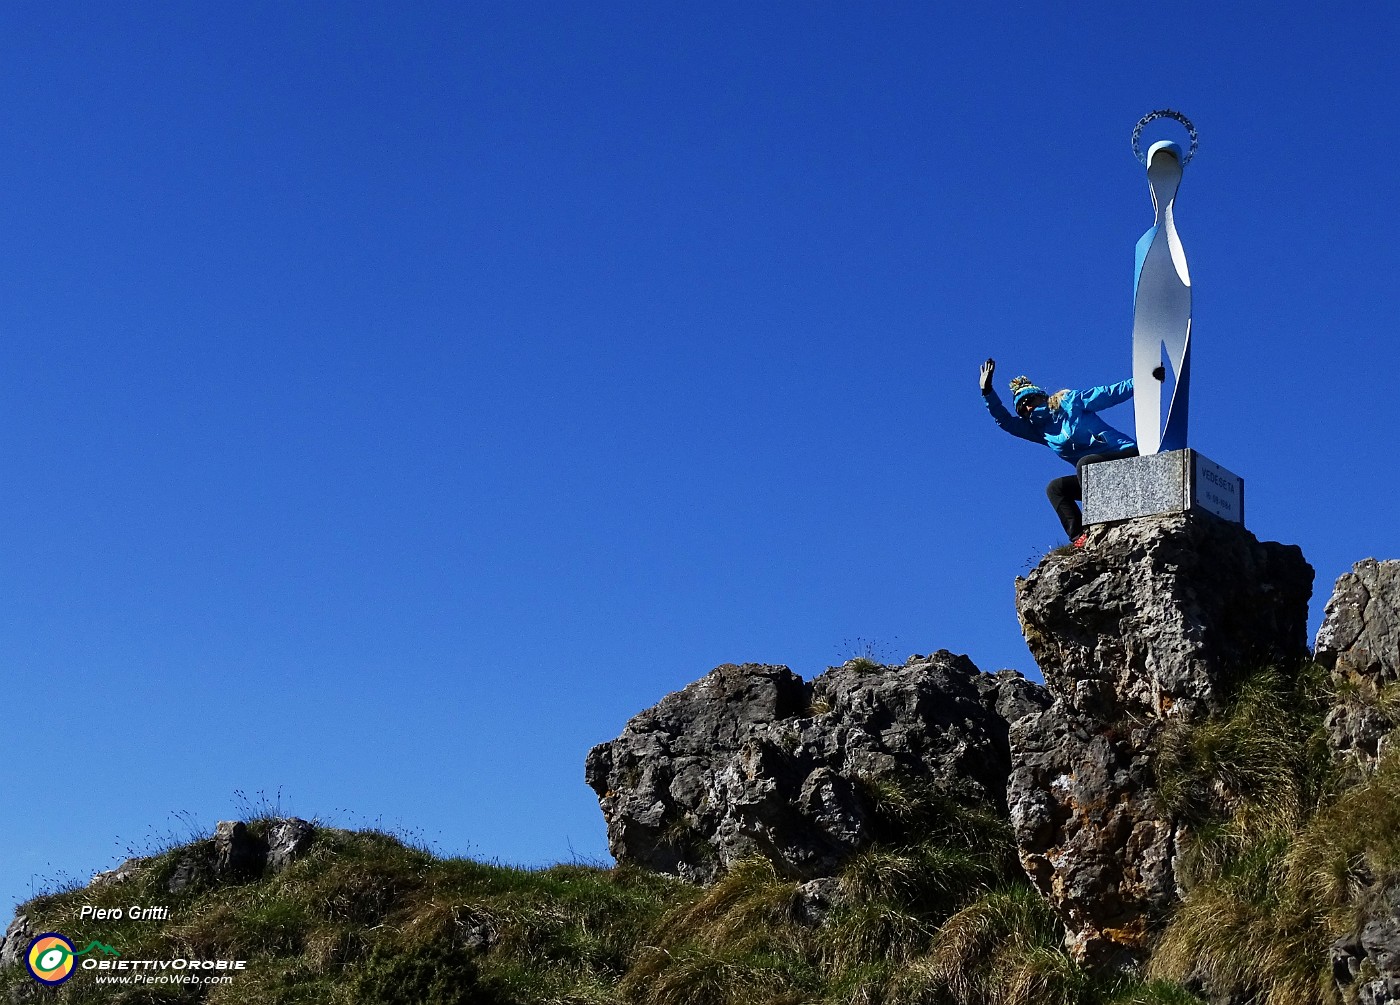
left=1046, top=448, right=1139, bottom=540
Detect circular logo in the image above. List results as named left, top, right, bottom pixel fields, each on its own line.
left=26, top=933, right=77, bottom=985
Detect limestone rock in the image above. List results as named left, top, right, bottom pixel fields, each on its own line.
left=267, top=818, right=316, bottom=873
left=795, top=877, right=842, bottom=925
left=215, top=820, right=266, bottom=880
left=168, top=818, right=316, bottom=893
left=585, top=662, right=809, bottom=881
left=0, top=915, right=31, bottom=971
left=1016, top=514, right=1313, bottom=723
left=1316, top=559, right=1400, bottom=682
left=1334, top=884, right=1400, bottom=1005
left=586, top=653, right=1046, bottom=883
left=1325, top=700, right=1396, bottom=771
left=1009, top=514, right=1313, bottom=964
left=91, top=857, right=146, bottom=887
left=1008, top=708, right=1177, bottom=965
left=1317, top=560, right=1400, bottom=771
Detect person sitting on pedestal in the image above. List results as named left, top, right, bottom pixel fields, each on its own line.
left=978, top=357, right=1158, bottom=546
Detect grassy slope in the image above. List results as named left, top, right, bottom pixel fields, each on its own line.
left=4, top=825, right=684, bottom=1005
left=0, top=792, right=1197, bottom=1005
left=6, top=664, right=1397, bottom=1005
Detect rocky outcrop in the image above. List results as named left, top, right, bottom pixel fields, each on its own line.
left=1016, top=514, right=1313, bottom=724
left=1008, top=712, right=1175, bottom=964
left=1323, top=554, right=1400, bottom=1005
left=2, top=819, right=319, bottom=985
left=586, top=653, right=1046, bottom=883
left=267, top=818, right=316, bottom=873
left=1318, top=560, right=1400, bottom=771
left=1334, top=883, right=1400, bottom=1005
left=215, top=820, right=265, bottom=879
left=89, top=818, right=320, bottom=897
left=1317, top=560, right=1400, bottom=682
left=91, top=858, right=145, bottom=888
left=1008, top=514, right=1314, bottom=964
left=0, top=915, right=31, bottom=971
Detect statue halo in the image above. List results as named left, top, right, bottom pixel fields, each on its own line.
left=1132, top=109, right=1198, bottom=167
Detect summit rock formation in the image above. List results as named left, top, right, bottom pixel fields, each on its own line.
left=585, top=513, right=1324, bottom=971
left=586, top=653, right=1046, bottom=883
left=1317, top=559, right=1400, bottom=770
left=1317, top=559, right=1400, bottom=1005
left=1007, top=513, right=1314, bottom=964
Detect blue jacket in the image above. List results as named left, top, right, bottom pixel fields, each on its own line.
left=983, top=379, right=1136, bottom=465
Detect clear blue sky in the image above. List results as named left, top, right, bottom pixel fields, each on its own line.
left=3, top=2, right=1396, bottom=912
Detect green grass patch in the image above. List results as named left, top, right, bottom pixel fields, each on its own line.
left=0, top=770, right=1251, bottom=1004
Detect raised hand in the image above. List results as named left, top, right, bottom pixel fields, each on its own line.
left=979, top=358, right=996, bottom=393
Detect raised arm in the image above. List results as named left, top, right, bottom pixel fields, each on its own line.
left=979, top=358, right=1041, bottom=443
left=1078, top=378, right=1134, bottom=413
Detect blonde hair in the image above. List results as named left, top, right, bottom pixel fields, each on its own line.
left=1047, top=390, right=1070, bottom=412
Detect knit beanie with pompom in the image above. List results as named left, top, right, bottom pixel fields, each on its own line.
left=1009, top=375, right=1047, bottom=409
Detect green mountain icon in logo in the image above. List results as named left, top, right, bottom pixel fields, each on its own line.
left=73, top=941, right=120, bottom=957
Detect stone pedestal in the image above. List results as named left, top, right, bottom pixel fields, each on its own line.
left=1083, top=449, right=1243, bottom=527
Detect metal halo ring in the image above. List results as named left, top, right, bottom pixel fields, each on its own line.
left=1132, top=109, right=1198, bottom=167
